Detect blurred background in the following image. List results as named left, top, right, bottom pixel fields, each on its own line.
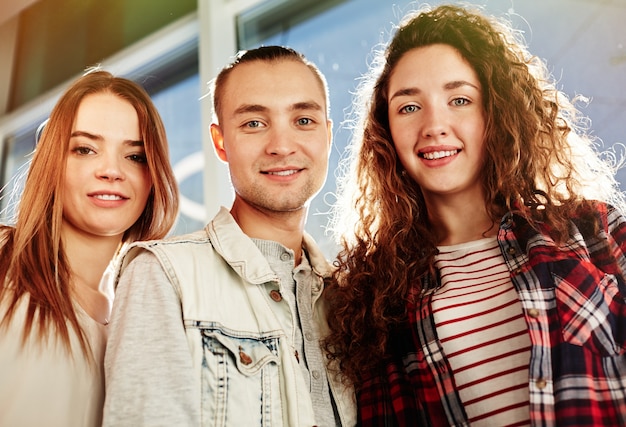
left=0, top=0, right=624, bottom=257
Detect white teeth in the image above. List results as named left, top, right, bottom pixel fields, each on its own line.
left=422, top=150, right=459, bottom=160
left=268, top=170, right=298, bottom=176
left=94, top=194, right=123, bottom=200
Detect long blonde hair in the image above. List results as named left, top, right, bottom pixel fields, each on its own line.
left=0, top=70, right=179, bottom=355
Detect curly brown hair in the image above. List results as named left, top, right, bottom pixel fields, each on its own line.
left=323, top=4, right=625, bottom=388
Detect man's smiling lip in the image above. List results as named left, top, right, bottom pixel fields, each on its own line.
left=261, top=168, right=303, bottom=176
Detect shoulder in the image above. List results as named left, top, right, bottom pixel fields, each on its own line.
left=569, top=200, right=625, bottom=235
left=116, top=228, right=222, bottom=293
left=0, top=224, right=13, bottom=237
left=130, top=228, right=211, bottom=250
left=120, top=228, right=213, bottom=265
left=0, top=225, right=14, bottom=250
left=302, top=232, right=333, bottom=278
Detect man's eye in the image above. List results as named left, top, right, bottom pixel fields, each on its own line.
left=297, top=118, right=313, bottom=126
left=246, top=120, right=261, bottom=128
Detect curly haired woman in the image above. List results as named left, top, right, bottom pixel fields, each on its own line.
left=324, top=4, right=626, bottom=426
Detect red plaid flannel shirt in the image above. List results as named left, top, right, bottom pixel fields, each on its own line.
left=358, top=202, right=626, bottom=426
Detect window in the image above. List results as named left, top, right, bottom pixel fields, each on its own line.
left=0, top=123, right=40, bottom=220
left=150, top=71, right=205, bottom=234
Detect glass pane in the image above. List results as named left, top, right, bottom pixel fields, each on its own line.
left=150, top=72, right=205, bottom=236
left=10, top=0, right=196, bottom=111
left=0, top=126, right=39, bottom=223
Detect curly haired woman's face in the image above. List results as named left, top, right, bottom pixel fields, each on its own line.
left=387, top=43, right=486, bottom=207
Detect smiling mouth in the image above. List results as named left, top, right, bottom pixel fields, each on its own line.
left=93, top=194, right=124, bottom=201
left=263, top=169, right=300, bottom=176
left=419, top=149, right=460, bottom=160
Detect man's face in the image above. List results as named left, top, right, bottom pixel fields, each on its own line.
left=211, top=59, right=331, bottom=215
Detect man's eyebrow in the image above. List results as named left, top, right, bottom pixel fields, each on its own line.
left=232, top=101, right=324, bottom=116
left=233, top=104, right=268, bottom=116
left=71, top=130, right=143, bottom=146
left=290, top=101, right=324, bottom=112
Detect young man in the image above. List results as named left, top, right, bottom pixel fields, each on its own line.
left=103, top=46, right=355, bottom=426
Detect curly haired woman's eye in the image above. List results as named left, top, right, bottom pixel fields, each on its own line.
left=451, top=97, right=470, bottom=107
left=400, top=105, right=419, bottom=114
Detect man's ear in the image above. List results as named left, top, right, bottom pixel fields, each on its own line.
left=210, top=123, right=228, bottom=162
left=326, top=119, right=333, bottom=152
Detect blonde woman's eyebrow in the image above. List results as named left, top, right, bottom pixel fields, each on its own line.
left=71, top=131, right=143, bottom=146
left=71, top=130, right=103, bottom=141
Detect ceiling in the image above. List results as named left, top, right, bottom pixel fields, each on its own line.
left=0, top=0, right=39, bottom=26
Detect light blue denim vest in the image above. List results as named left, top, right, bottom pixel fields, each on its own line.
left=126, top=207, right=355, bottom=426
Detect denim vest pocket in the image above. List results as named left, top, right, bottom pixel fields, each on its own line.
left=200, top=330, right=283, bottom=426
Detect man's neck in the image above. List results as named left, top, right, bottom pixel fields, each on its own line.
left=230, top=198, right=307, bottom=265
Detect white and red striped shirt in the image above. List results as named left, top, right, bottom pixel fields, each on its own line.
left=433, top=236, right=531, bottom=427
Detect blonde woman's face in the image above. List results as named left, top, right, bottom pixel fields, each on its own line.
left=387, top=44, right=486, bottom=208
left=61, top=92, right=152, bottom=241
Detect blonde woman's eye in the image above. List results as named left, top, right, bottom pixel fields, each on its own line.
left=72, top=146, right=94, bottom=155
left=128, top=153, right=147, bottom=164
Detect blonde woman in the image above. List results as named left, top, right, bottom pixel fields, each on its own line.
left=0, top=70, right=179, bottom=426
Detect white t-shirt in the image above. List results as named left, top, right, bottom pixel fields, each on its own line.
left=433, top=236, right=531, bottom=427
left=0, top=291, right=108, bottom=427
